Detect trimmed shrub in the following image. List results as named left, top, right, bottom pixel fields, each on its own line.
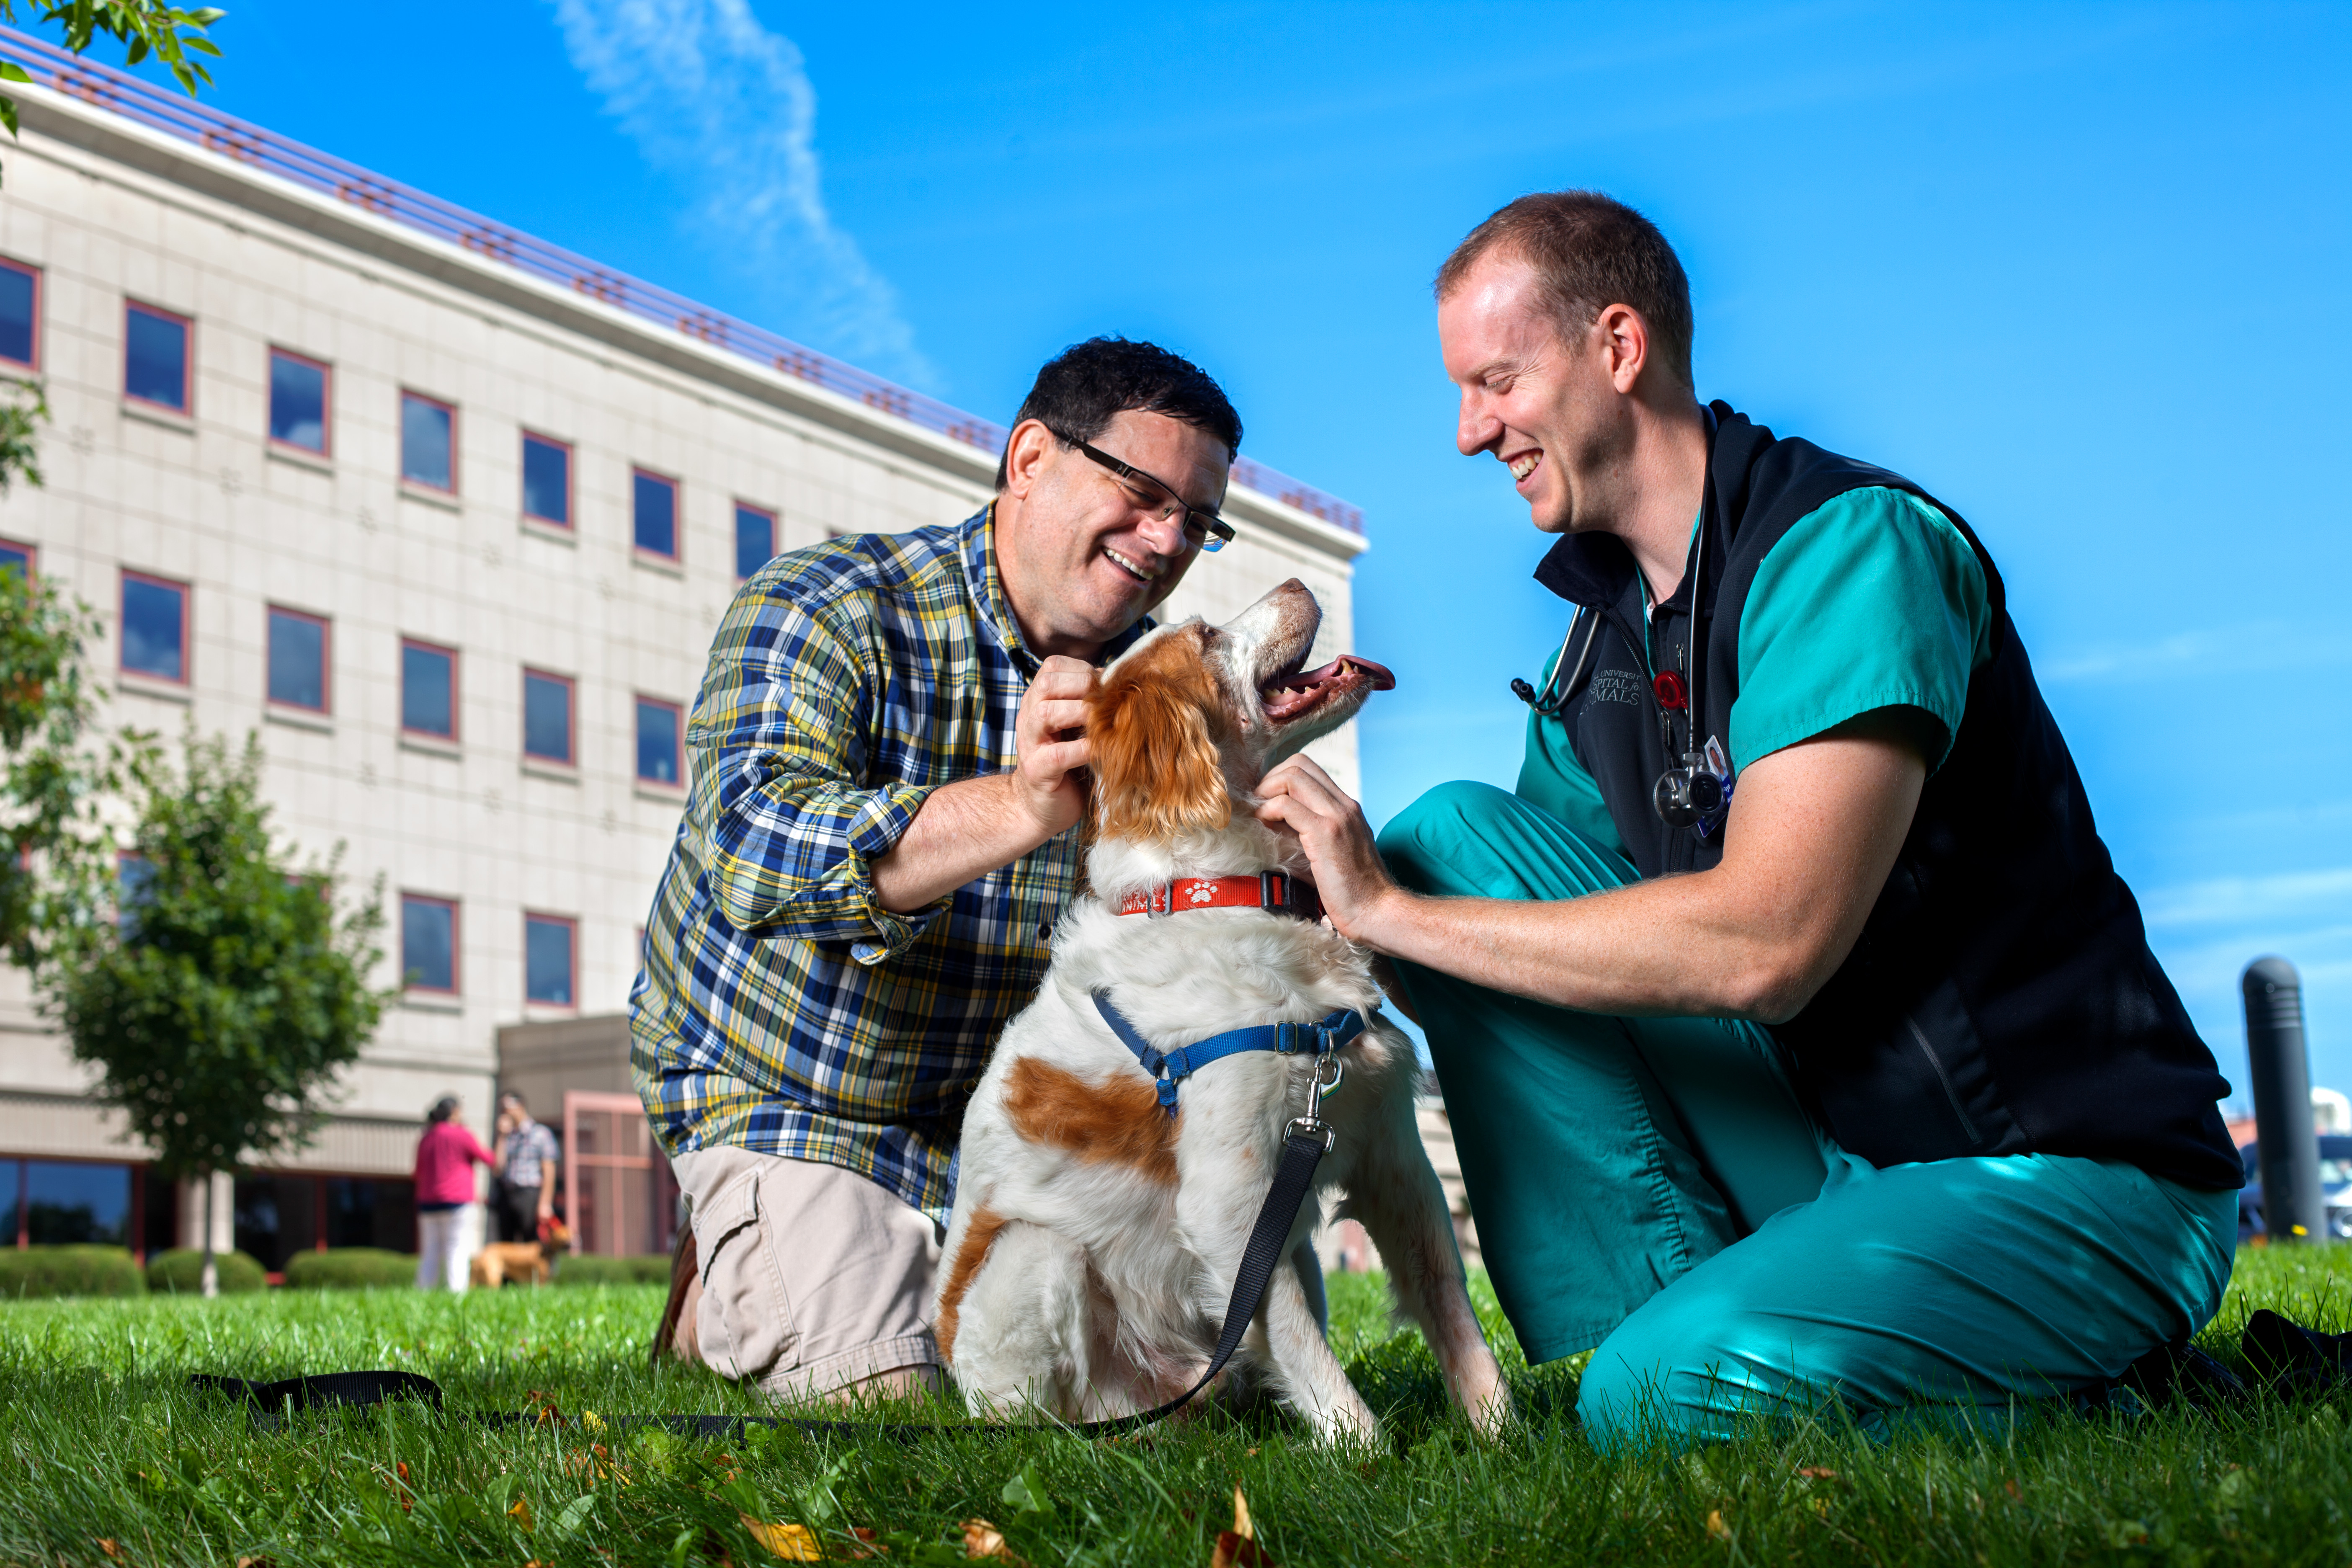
left=555, top=1253, right=669, bottom=1286
left=0, top=1244, right=147, bottom=1299
left=145, top=1248, right=267, bottom=1295
left=283, top=1248, right=415, bottom=1290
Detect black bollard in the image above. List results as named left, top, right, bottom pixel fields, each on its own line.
left=2244, top=956, right=2327, bottom=1244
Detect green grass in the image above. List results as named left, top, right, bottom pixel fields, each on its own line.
left=3, top=1250, right=2351, bottom=1565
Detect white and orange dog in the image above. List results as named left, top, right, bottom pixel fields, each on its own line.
left=935, top=580, right=1509, bottom=1443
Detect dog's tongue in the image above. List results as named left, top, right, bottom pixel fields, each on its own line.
left=1276, top=655, right=1397, bottom=693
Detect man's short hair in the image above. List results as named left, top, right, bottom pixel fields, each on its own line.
left=994, top=337, right=1243, bottom=488
left=500, top=1089, right=529, bottom=1112
left=1435, top=191, right=1695, bottom=389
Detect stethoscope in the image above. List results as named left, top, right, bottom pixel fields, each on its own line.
left=1511, top=511, right=1731, bottom=832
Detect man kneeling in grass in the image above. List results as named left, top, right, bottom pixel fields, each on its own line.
left=632, top=339, right=1247, bottom=1403
left=1256, top=192, right=2243, bottom=1445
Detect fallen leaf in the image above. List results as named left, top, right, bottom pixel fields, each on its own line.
left=395, top=1462, right=409, bottom=1482
left=98, top=1544, right=121, bottom=1561
left=963, top=1517, right=1026, bottom=1562
left=235, top=1558, right=279, bottom=1568
left=2004, top=1479, right=2022, bottom=1502
left=510, top=1496, right=535, bottom=1533
left=1706, top=1509, right=1731, bottom=1542
left=1797, top=1467, right=1838, bottom=1481
left=1211, top=1531, right=1274, bottom=1568
left=741, top=1517, right=820, bottom=1561
left=1233, top=1485, right=1253, bottom=1540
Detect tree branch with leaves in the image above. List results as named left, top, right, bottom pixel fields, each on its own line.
left=0, top=1, right=224, bottom=139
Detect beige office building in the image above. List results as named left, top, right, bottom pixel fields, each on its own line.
left=0, top=36, right=1370, bottom=1270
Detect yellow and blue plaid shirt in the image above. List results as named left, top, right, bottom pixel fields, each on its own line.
left=629, top=508, right=1150, bottom=1222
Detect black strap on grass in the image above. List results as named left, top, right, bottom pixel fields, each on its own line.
left=191, top=1127, right=1331, bottom=1443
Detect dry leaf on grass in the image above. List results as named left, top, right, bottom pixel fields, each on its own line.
left=741, top=1516, right=821, bottom=1561
left=96, top=1543, right=120, bottom=1561
left=1211, top=1532, right=1274, bottom=1568
left=1796, top=1467, right=1838, bottom=1481
left=962, top=1517, right=1027, bottom=1562
left=1211, top=1485, right=1274, bottom=1567
left=1706, top=1509, right=1732, bottom=1542
left=508, top=1496, right=534, bottom=1533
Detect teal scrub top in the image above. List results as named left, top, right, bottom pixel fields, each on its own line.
left=1516, top=486, right=1993, bottom=861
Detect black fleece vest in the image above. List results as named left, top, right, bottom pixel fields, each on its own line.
left=1532, top=404, right=2241, bottom=1191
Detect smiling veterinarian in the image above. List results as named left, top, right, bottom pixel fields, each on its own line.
left=631, top=338, right=1244, bottom=1402
left=1256, top=192, right=2244, bottom=1445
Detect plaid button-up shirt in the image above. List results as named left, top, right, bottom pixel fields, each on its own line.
left=630, top=507, right=1149, bottom=1222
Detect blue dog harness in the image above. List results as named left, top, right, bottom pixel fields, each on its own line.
left=1091, top=989, right=1368, bottom=1119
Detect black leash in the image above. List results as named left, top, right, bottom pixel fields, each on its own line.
left=191, top=1122, right=1334, bottom=1442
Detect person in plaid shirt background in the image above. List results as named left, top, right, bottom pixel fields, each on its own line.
left=633, top=338, right=1246, bottom=1400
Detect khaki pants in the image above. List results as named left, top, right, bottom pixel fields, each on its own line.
left=671, top=1146, right=942, bottom=1400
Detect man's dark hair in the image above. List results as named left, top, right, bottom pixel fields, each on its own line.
left=994, top=337, right=1243, bottom=488
left=500, top=1089, right=529, bottom=1113
left=1434, top=191, right=1695, bottom=389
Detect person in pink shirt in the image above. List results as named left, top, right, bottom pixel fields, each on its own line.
left=413, top=1095, right=495, bottom=1290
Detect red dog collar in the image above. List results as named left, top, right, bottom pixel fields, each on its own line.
left=1115, top=871, right=1323, bottom=923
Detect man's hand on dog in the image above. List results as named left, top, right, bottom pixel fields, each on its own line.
left=1256, top=754, right=1408, bottom=946
left=1013, top=655, right=1100, bottom=838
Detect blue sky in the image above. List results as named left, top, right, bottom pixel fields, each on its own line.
left=39, top=1, right=2350, bottom=1104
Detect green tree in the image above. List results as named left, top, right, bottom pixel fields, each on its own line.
left=0, top=2, right=224, bottom=138
left=0, top=382, right=125, bottom=965
left=48, top=732, right=390, bottom=1296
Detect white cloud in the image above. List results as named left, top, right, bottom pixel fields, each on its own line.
left=547, top=0, right=933, bottom=385
left=2139, top=866, right=2352, bottom=930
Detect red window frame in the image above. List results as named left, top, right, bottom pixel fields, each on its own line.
left=634, top=694, right=685, bottom=788
left=632, top=466, right=681, bottom=562
left=520, top=430, right=573, bottom=529
left=266, top=346, right=332, bottom=458
left=119, top=568, right=190, bottom=685
left=265, top=604, right=331, bottom=714
left=400, top=892, right=460, bottom=995
left=523, top=911, right=578, bottom=1009
left=399, top=389, right=459, bottom=494
left=400, top=636, right=460, bottom=741
left=123, top=300, right=192, bottom=413
left=0, top=257, right=41, bottom=371
left=521, top=666, right=575, bottom=764
left=0, top=537, right=37, bottom=579
left=735, top=500, right=777, bottom=581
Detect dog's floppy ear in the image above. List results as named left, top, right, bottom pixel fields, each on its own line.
left=1088, top=627, right=1230, bottom=843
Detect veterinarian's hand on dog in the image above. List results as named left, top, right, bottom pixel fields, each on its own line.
left=872, top=657, right=1101, bottom=912
left=1255, top=754, right=1406, bottom=946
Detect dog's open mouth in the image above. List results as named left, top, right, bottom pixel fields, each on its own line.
left=1259, top=654, right=1397, bottom=722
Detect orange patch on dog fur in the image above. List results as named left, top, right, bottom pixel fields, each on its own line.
left=1003, top=1057, right=1180, bottom=1185
left=934, top=1205, right=1007, bottom=1364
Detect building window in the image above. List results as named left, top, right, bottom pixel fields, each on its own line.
left=124, top=302, right=191, bottom=412
left=522, top=668, right=573, bottom=764
left=400, top=391, right=456, bottom=492
left=525, top=913, right=575, bottom=1007
left=116, top=852, right=156, bottom=939
left=400, top=638, right=457, bottom=739
left=266, top=606, right=329, bottom=713
left=735, top=503, right=776, bottom=580
left=521, top=432, right=570, bottom=527
left=400, top=894, right=457, bottom=993
left=633, top=468, right=678, bottom=559
left=0, top=258, right=39, bottom=369
left=11, top=1160, right=132, bottom=1247
left=268, top=348, right=330, bottom=455
left=0, top=538, right=34, bottom=578
left=635, top=696, right=682, bottom=787
left=121, top=570, right=188, bottom=683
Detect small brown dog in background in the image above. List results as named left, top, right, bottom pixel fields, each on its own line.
left=470, top=1220, right=572, bottom=1288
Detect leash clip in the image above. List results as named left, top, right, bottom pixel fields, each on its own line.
left=1283, top=1114, right=1335, bottom=1152
left=1314, top=1054, right=1345, bottom=1103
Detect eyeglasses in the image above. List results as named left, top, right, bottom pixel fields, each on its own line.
left=1069, top=437, right=1235, bottom=553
